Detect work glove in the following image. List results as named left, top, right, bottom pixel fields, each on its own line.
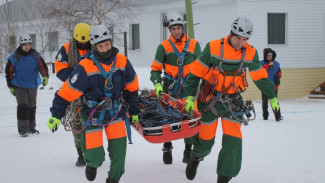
left=274, top=75, right=280, bottom=85
left=42, top=77, right=48, bottom=86
left=154, top=83, right=163, bottom=96
left=131, top=115, right=139, bottom=124
left=185, top=96, right=195, bottom=113
left=9, top=87, right=15, bottom=96
left=270, top=97, right=279, bottom=112
left=47, top=116, right=61, bottom=133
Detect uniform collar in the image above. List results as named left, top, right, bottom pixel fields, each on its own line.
left=225, top=35, right=249, bottom=52
left=169, top=33, right=188, bottom=44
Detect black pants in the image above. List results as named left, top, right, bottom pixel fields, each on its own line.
left=262, top=90, right=281, bottom=120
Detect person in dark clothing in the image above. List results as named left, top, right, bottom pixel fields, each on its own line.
left=55, top=22, right=92, bottom=167
left=5, top=33, right=49, bottom=137
left=261, top=48, right=283, bottom=121
left=47, top=25, right=139, bottom=183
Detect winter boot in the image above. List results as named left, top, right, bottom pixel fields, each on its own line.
left=186, top=153, right=203, bottom=180
left=29, top=128, right=39, bottom=134
left=217, top=175, right=232, bottom=183
left=85, top=165, right=97, bottom=181
left=106, top=177, right=119, bottom=183
left=20, top=131, right=29, bottom=137
left=76, top=147, right=86, bottom=167
left=182, top=149, right=192, bottom=164
left=162, top=142, right=173, bottom=164
left=19, top=128, right=29, bottom=137
left=29, top=107, right=38, bottom=134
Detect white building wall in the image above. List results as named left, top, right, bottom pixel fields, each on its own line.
left=239, top=0, right=325, bottom=68
left=126, top=0, right=325, bottom=69
left=126, top=0, right=238, bottom=67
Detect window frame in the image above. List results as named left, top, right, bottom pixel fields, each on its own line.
left=47, top=31, right=58, bottom=51
left=267, top=13, right=287, bottom=45
left=131, top=23, right=140, bottom=50
left=30, top=34, right=36, bottom=49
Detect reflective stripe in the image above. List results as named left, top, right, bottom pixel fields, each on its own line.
left=198, top=120, right=218, bottom=140
left=190, top=59, right=210, bottom=78
left=85, top=129, right=103, bottom=149
left=125, top=75, right=139, bottom=92
left=165, top=51, right=175, bottom=55
left=68, top=80, right=83, bottom=93
left=250, top=68, right=268, bottom=81
left=54, top=60, right=69, bottom=74
left=249, top=65, right=262, bottom=72
left=86, top=127, right=103, bottom=134
left=105, top=120, right=127, bottom=140
left=211, top=54, right=253, bottom=64
left=222, top=117, right=242, bottom=125
left=221, top=118, right=242, bottom=139
left=197, top=58, right=210, bottom=70
left=87, top=71, right=101, bottom=77
left=154, top=59, right=163, bottom=65
left=58, top=81, right=83, bottom=102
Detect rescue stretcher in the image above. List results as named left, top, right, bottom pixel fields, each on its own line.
left=132, top=90, right=201, bottom=143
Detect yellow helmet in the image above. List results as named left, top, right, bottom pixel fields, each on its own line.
left=73, top=23, right=91, bottom=42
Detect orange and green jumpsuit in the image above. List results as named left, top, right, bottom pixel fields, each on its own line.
left=50, top=48, right=139, bottom=180
left=150, top=33, right=201, bottom=145
left=185, top=35, right=276, bottom=177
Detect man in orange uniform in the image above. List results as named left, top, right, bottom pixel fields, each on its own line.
left=184, top=17, right=280, bottom=183
left=54, top=23, right=92, bottom=167
left=150, top=12, right=201, bottom=164
left=48, top=25, right=139, bottom=183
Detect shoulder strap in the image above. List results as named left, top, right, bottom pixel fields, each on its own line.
left=78, top=49, right=91, bottom=62
left=237, top=47, right=247, bottom=73
left=168, top=38, right=191, bottom=75
left=168, top=38, right=191, bottom=59
left=217, top=38, right=225, bottom=73
left=89, top=54, right=117, bottom=98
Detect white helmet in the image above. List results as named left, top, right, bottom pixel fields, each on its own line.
left=231, top=16, right=253, bottom=39
left=89, top=25, right=112, bottom=45
left=167, top=12, right=185, bottom=28
left=19, top=33, right=32, bottom=45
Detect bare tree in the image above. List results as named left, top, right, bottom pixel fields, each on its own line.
left=48, top=0, right=90, bottom=40
left=86, top=0, right=139, bottom=47
left=0, top=1, right=19, bottom=72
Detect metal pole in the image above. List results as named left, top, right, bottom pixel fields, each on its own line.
left=124, top=32, right=127, bottom=57
left=185, top=0, right=195, bottom=39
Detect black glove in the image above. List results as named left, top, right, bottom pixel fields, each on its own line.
left=274, top=75, right=280, bottom=85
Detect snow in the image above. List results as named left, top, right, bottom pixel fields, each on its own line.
left=0, top=68, right=325, bottom=183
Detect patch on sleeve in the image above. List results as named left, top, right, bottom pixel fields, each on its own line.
left=71, top=73, right=78, bottom=84
left=57, top=53, right=62, bottom=61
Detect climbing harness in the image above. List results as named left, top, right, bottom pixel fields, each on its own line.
left=163, top=38, right=191, bottom=99
left=198, top=37, right=255, bottom=125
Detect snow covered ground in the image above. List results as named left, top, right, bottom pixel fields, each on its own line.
left=0, top=68, right=324, bottom=183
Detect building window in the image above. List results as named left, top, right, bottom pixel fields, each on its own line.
left=47, top=31, right=58, bottom=51
left=132, top=24, right=140, bottom=50
left=30, top=34, right=36, bottom=49
left=268, top=13, right=286, bottom=44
